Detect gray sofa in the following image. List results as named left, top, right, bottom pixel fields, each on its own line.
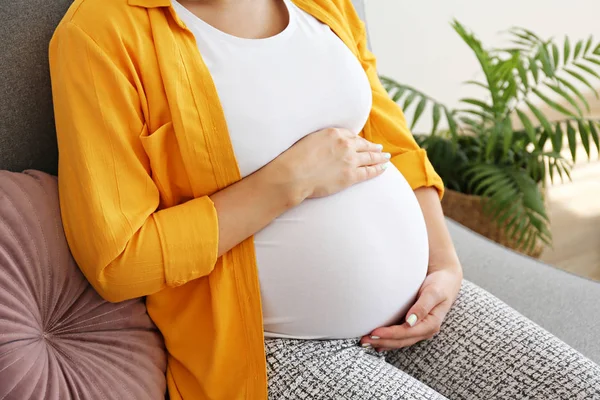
left=0, top=0, right=598, bottom=398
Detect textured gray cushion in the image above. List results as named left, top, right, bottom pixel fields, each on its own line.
left=449, top=219, right=600, bottom=364
left=0, top=0, right=72, bottom=174
left=0, top=170, right=167, bottom=399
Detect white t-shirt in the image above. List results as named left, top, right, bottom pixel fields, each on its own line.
left=172, top=0, right=429, bottom=339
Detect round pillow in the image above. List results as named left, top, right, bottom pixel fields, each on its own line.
left=0, top=170, right=167, bottom=399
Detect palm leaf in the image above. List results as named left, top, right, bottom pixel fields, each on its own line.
left=460, top=117, right=485, bottom=132
left=459, top=108, right=496, bottom=122
left=514, top=28, right=543, bottom=45
left=509, top=169, right=548, bottom=219
left=547, top=158, right=555, bottom=184
left=584, top=36, right=594, bottom=55
left=545, top=83, right=583, bottom=117
left=537, top=128, right=549, bottom=150
left=509, top=29, right=540, bottom=46
left=502, top=118, right=514, bottom=157
left=564, top=36, right=571, bottom=64
left=577, top=120, right=591, bottom=159
left=574, top=40, right=584, bottom=59
left=530, top=58, right=540, bottom=83
left=589, top=121, right=600, bottom=151
left=403, top=91, right=418, bottom=110
left=391, top=87, right=406, bottom=102
left=574, top=62, right=600, bottom=80
left=564, top=68, right=599, bottom=98
left=445, top=107, right=459, bottom=141
left=467, top=164, right=550, bottom=247
left=551, top=157, right=573, bottom=183
left=432, top=103, right=442, bottom=135
left=516, top=60, right=529, bottom=89
left=583, top=56, right=600, bottom=67
left=507, top=212, right=528, bottom=242
left=460, top=98, right=495, bottom=114
left=411, top=98, right=428, bottom=131
left=552, top=43, right=560, bottom=69
left=465, top=80, right=490, bottom=90
left=526, top=210, right=552, bottom=237
left=527, top=156, right=544, bottom=182
left=552, top=158, right=565, bottom=182
left=556, top=77, right=591, bottom=112
left=497, top=196, right=521, bottom=225
left=538, top=45, right=554, bottom=77
left=552, top=122, right=564, bottom=153
left=566, top=121, right=577, bottom=161
left=562, top=160, right=573, bottom=180
left=526, top=101, right=553, bottom=137
left=531, top=88, right=577, bottom=118
left=485, top=126, right=500, bottom=160
left=516, top=109, right=537, bottom=144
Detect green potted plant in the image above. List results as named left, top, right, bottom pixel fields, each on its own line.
left=381, top=21, right=600, bottom=257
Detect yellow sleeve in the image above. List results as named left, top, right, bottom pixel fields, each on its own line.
left=341, top=1, right=445, bottom=198
left=49, top=22, right=219, bottom=302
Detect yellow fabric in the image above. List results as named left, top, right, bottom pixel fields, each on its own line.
left=49, top=0, right=444, bottom=398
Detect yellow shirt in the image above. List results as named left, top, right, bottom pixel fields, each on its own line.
left=49, top=0, right=444, bottom=398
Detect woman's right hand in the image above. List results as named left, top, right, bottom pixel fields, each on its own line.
left=272, top=127, right=390, bottom=200
left=210, top=127, right=389, bottom=257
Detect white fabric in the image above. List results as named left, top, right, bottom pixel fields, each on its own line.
left=172, top=0, right=429, bottom=339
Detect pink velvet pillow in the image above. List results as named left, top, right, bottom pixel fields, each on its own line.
left=0, top=170, right=167, bottom=399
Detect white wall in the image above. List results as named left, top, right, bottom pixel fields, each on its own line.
left=365, top=0, right=600, bottom=132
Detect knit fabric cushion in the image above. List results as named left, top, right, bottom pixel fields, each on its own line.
left=0, top=170, right=167, bottom=399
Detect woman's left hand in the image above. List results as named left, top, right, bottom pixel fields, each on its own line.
left=361, top=265, right=463, bottom=351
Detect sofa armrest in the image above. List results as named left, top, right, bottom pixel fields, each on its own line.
left=447, top=218, right=600, bottom=364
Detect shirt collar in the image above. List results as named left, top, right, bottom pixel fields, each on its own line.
left=128, top=0, right=171, bottom=8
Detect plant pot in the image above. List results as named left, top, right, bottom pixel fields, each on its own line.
left=441, top=189, right=545, bottom=258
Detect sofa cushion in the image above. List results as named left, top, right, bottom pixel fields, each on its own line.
left=448, top=219, right=600, bottom=364
left=0, top=170, right=167, bottom=399
left=0, top=0, right=72, bottom=174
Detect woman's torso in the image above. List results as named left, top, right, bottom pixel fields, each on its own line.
left=172, top=0, right=428, bottom=339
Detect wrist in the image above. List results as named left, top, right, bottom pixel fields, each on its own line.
left=256, top=160, right=310, bottom=208
left=428, top=260, right=463, bottom=277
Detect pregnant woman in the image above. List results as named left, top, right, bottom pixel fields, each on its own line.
left=49, top=0, right=600, bottom=398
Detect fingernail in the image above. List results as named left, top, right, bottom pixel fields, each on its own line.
left=376, top=144, right=384, bottom=150
left=370, top=336, right=380, bottom=340
left=406, top=314, right=418, bottom=327
left=381, top=163, right=390, bottom=170
left=361, top=343, right=372, bottom=348
left=383, top=153, right=391, bottom=159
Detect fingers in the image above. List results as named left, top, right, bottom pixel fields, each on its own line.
left=361, top=315, right=442, bottom=350
left=352, top=137, right=389, bottom=181
left=372, top=315, right=441, bottom=341
left=356, top=151, right=391, bottom=166
left=403, top=285, right=445, bottom=328
left=324, top=128, right=383, bottom=153
left=358, top=286, right=451, bottom=351
left=354, top=136, right=384, bottom=153
left=354, top=164, right=387, bottom=183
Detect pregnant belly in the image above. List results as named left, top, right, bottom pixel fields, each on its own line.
left=255, top=166, right=429, bottom=339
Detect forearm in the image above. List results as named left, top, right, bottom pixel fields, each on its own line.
left=414, top=186, right=462, bottom=276
left=211, top=162, right=304, bottom=257
left=68, top=163, right=302, bottom=303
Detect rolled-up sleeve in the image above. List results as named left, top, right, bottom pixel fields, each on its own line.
left=50, top=22, right=219, bottom=302
left=342, top=1, right=444, bottom=198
